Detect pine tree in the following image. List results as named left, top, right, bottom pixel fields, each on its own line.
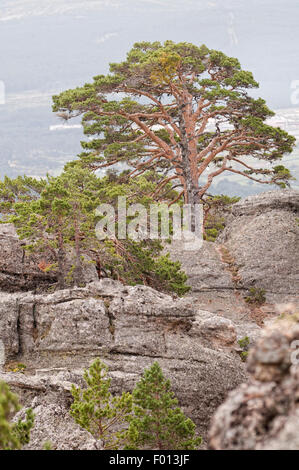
left=125, top=362, right=202, bottom=450
left=3, top=168, right=189, bottom=295
left=89, top=170, right=190, bottom=295
left=0, top=381, right=34, bottom=450
left=9, top=167, right=103, bottom=289
left=0, top=175, right=46, bottom=219
left=53, top=40, right=295, bottom=217
left=70, top=359, right=132, bottom=450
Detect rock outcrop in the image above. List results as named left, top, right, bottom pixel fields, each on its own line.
left=2, top=188, right=298, bottom=300
left=1, top=371, right=102, bottom=450
left=0, top=279, right=246, bottom=447
left=0, top=224, right=98, bottom=292
left=167, top=190, right=299, bottom=302
left=1, top=189, right=298, bottom=450
left=209, top=310, right=299, bottom=450
left=0, top=224, right=55, bottom=292
left=218, top=189, right=299, bottom=300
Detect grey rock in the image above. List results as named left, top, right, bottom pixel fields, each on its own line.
left=166, top=190, right=299, bottom=301
left=208, top=314, right=299, bottom=450
left=0, top=280, right=246, bottom=444
left=2, top=189, right=297, bottom=449
left=230, top=189, right=299, bottom=217
left=0, top=223, right=99, bottom=292
left=1, top=372, right=102, bottom=450
left=258, top=409, right=299, bottom=450
left=19, top=403, right=103, bottom=450
left=190, top=310, right=237, bottom=349
left=0, top=295, right=20, bottom=360
left=219, top=189, right=299, bottom=298
left=0, top=224, right=54, bottom=292
left=165, top=240, right=234, bottom=292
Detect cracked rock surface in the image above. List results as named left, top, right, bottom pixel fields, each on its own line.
left=1, top=371, right=102, bottom=450
left=0, top=189, right=298, bottom=450
left=218, top=189, right=299, bottom=300
left=208, top=313, right=299, bottom=450
left=0, top=224, right=98, bottom=292
left=0, top=279, right=246, bottom=446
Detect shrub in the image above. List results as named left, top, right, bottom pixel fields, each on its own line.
left=203, top=195, right=240, bottom=242
left=0, top=381, right=34, bottom=450
left=237, top=336, right=250, bottom=362
left=245, top=287, right=266, bottom=305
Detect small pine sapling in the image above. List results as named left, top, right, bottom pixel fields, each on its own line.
left=125, top=362, right=202, bottom=450
left=0, top=381, right=34, bottom=450
left=70, top=359, right=132, bottom=449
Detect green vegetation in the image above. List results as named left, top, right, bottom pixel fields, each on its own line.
left=70, top=359, right=132, bottom=450
left=203, top=195, right=240, bottom=241
left=245, top=287, right=266, bottom=305
left=0, top=40, right=296, bottom=451
left=0, top=381, right=34, bottom=450
left=0, top=41, right=296, bottom=295
left=125, top=362, right=202, bottom=450
left=237, top=336, right=251, bottom=362
left=7, top=363, right=27, bottom=373
left=43, top=440, right=53, bottom=450
left=1, top=168, right=190, bottom=296
left=6, top=167, right=104, bottom=289
left=53, top=40, right=295, bottom=212
left=70, top=359, right=201, bottom=450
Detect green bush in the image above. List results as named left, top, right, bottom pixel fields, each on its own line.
left=0, top=381, right=34, bottom=450
left=203, top=195, right=240, bottom=242
left=245, top=287, right=266, bottom=305
left=237, top=336, right=250, bottom=362
left=2, top=170, right=190, bottom=296
left=70, top=360, right=201, bottom=450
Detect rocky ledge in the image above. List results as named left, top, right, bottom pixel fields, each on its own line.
left=209, top=309, right=299, bottom=450
left=0, top=189, right=298, bottom=450
left=0, top=224, right=98, bottom=293
left=0, top=279, right=246, bottom=448
left=219, top=189, right=299, bottom=299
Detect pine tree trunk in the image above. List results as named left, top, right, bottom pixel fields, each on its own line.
left=57, top=231, right=66, bottom=290
left=178, top=101, right=200, bottom=232
left=73, top=210, right=83, bottom=287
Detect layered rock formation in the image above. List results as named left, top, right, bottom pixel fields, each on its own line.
left=0, top=189, right=298, bottom=450
left=0, top=279, right=246, bottom=448
left=219, top=189, right=299, bottom=300
left=166, top=189, right=299, bottom=341
left=167, top=189, right=299, bottom=301
left=209, top=310, right=299, bottom=450
left=0, top=224, right=55, bottom=292
left=2, top=188, right=298, bottom=300
left=0, top=223, right=98, bottom=292
left=2, top=372, right=102, bottom=450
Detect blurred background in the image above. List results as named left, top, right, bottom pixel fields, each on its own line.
left=0, top=0, right=298, bottom=195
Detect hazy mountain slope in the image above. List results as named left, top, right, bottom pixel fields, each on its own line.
left=0, top=0, right=298, bottom=195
